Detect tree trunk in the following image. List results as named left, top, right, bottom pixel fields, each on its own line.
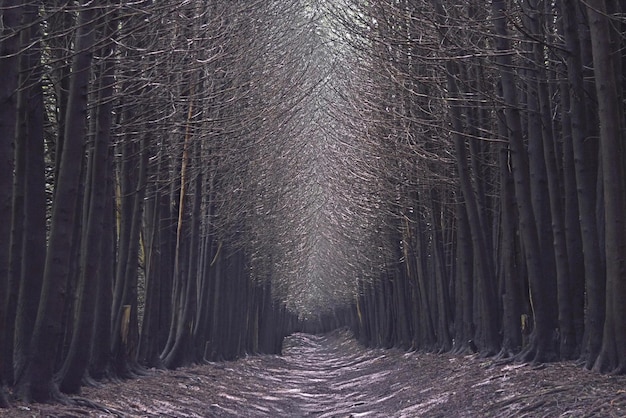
left=523, top=0, right=575, bottom=359
left=138, top=180, right=164, bottom=368
left=586, top=0, right=626, bottom=374
left=430, top=189, right=452, bottom=352
left=439, top=50, right=499, bottom=352
left=453, top=198, right=475, bottom=354
left=0, top=0, right=22, bottom=392
left=490, top=0, right=558, bottom=362
left=498, top=142, right=523, bottom=357
left=411, top=194, right=436, bottom=350
left=556, top=0, right=586, bottom=355
left=89, top=159, right=115, bottom=380
left=58, top=10, right=116, bottom=392
left=15, top=1, right=97, bottom=402
left=111, top=132, right=148, bottom=377
left=560, top=0, right=606, bottom=368
left=162, top=143, right=202, bottom=369
left=13, top=0, right=46, bottom=382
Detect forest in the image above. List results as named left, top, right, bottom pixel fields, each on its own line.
left=1, top=0, right=626, bottom=408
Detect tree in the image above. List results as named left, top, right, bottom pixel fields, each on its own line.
left=57, top=4, right=118, bottom=393
left=15, top=1, right=99, bottom=402
left=12, top=0, right=46, bottom=388
left=586, top=0, right=626, bottom=374
left=0, top=1, right=23, bottom=401
left=490, top=0, right=558, bottom=363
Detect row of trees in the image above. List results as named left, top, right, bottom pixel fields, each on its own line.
left=0, top=0, right=322, bottom=405
left=2, top=0, right=625, bottom=407
left=329, top=0, right=626, bottom=375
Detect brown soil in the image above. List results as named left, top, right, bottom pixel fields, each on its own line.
left=2, top=330, right=625, bottom=417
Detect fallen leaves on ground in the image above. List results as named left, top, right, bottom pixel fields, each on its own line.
left=2, top=330, right=625, bottom=417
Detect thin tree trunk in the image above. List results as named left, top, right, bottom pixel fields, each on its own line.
left=111, top=132, right=149, bottom=377
left=430, top=189, right=452, bottom=352
left=412, top=194, right=436, bottom=349
left=498, top=142, right=522, bottom=357
left=138, top=180, right=164, bottom=368
left=453, top=198, right=475, bottom=354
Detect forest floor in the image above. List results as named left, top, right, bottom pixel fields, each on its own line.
left=2, top=329, right=626, bottom=417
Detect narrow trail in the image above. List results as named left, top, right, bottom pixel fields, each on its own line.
left=4, top=330, right=626, bottom=417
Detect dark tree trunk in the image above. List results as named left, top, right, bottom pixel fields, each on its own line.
left=586, top=0, right=626, bottom=374
left=412, top=196, right=436, bottom=350
left=13, top=0, right=46, bottom=382
left=58, top=10, right=116, bottom=392
left=138, top=180, right=164, bottom=368
left=453, top=198, right=475, bottom=354
left=3, top=0, right=33, bottom=386
left=433, top=0, right=498, bottom=355
left=430, top=190, right=452, bottom=352
left=15, top=1, right=96, bottom=402
left=160, top=109, right=193, bottom=360
left=89, top=160, right=115, bottom=380
left=491, top=0, right=559, bottom=362
left=192, top=179, right=217, bottom=361
left=523, top=0, right=575, bottom=360
left=497, top=106, right=523, bottom=357
left=0, top=0, right=22, bottom=393
left=561, top=0, right=605, bottom=368
left=162, top=142, right=202, bottom=369
left=0, top=0, right=23, bottom=398
left=556, top=1, right=586, bottom=355
left=111, top=132, right=148, bottom=377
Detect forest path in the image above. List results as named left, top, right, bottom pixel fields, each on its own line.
left=4, top=330, right=626, bottom=417
left=203, top=332, right=438, bottom=417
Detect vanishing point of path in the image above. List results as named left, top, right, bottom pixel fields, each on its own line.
left=4, top=330, right=626, bottom=417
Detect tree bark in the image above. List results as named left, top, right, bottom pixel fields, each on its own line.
left=586, top=0, right=626, bottom=374
left=560, top=0, right=605, bottom=369
left=162, top=142, right=202, bottom=369
left=523, top=0, right=575, bottom=359
left=58, top=9, right=116, bottom=392
left=15, top=1, right=97, bottom=402
left=111, top=132, right=148, bottom=377
left=0, top=0, right=22, bottom=392
left=89, top=158, right=115, bottom=380
left=490, top=0, right=558, bottom=362
left=12, top=1, right=46, bottom=382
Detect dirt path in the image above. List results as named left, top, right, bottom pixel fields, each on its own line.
left=2, top=330, right=626, bottom=417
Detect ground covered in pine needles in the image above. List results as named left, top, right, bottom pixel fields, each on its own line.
left=2, top=330, right=626, bottom=417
